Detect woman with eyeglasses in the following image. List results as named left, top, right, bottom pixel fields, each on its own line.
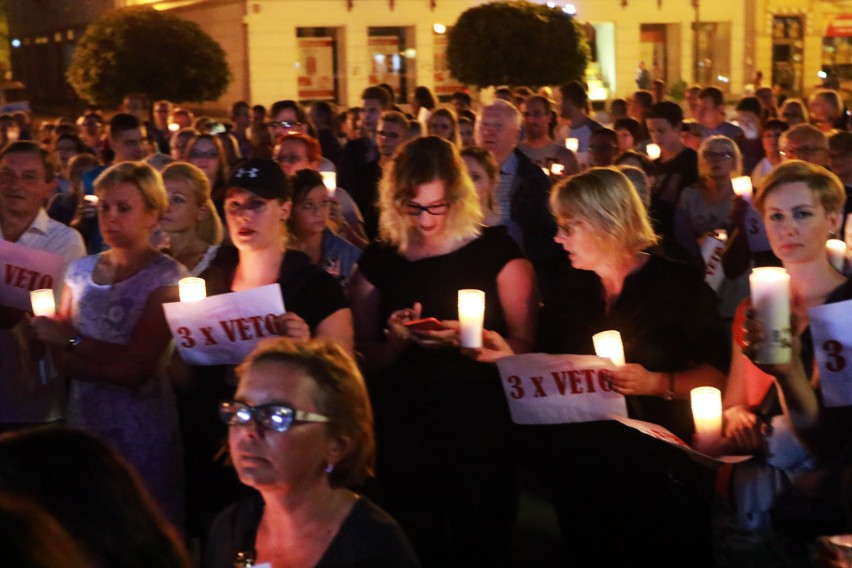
left=473, top=167, right=728, bottom=567
left=182, top=158, right=353, bottom=542
left=348, top=136, right=537, bottom=567
left=286, top=169, right=361, bottom=287
left=203, top=338, right=419, bottom=568
left=185, top=134, right=229, bottom=224
left=675, top=135, right=751, bottom=324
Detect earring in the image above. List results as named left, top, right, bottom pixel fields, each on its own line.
left=325, top=462, right=334, bottom=474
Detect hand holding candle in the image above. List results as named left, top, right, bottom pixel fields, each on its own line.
left=565, top=138, right=579, bottom=153
left=748, top=267, right=791, bottom=364
left=550, top=163, right=565, bottom=176
left=179, top=277, right=207, bottom=303
left=30, top=289, right=56, bottom=317
left=457, top=289, right=485, bottom=348
left=593, top=330, right=625, bottom=367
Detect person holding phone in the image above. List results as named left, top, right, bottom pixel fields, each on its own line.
left=348, top=136, right=537, bottom=567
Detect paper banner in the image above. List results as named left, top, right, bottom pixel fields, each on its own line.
left=0, top=240, right=65, bottom=311
left=495, top=353, right=628, bottom=425
left=808, top=298, right=852, bottom=407
left=701, top=234, right=726, bottom=291
left=610, top=415, right=752, bottom=466
left=162, top=284, right=285, bottom=366
left=744, top=207, right=771, bottom=252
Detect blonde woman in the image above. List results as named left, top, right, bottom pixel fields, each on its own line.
left=349, top=136, right=537, bottom=566
left=31, top=161, right=186, bottom=525
left=460, top=146, right=502, bottom=226
left=160, top=162, right=223, bottom=276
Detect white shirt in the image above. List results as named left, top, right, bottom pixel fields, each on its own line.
left=0, top=208, right=85, bottom=424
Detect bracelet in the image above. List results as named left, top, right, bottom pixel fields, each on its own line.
left=663, top=372, right=675, bottom=401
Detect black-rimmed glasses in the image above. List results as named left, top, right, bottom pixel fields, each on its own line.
left=219, top=401, right=329, bottom=433
left=404, top=202, right=450, bottom=216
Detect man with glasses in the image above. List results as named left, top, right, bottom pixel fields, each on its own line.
left=779, top=124, right=829, bottom=167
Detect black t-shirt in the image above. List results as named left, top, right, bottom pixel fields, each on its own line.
left=203, top=494, right=421, bottom=568
left=539, top=253, right=730, bottom=438
left=650, top=147, right=699, bottom=239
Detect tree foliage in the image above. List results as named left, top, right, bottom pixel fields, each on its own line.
left=67, top=6, right=231, bottom=106
left=447, top=1, right=589, bottom=89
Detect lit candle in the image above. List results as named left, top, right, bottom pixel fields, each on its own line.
left=457, top=289, right=485, bottom=348
left=30, top=289, right=56, bottom=317
left=691, top=386, right=722, bottom=448
left=550, top=163, right=565, bottom=176
left=565, top=137, right=579, bottom=153
left=826, top=239, right=847, bottom=273
left=179, top=277, right=207, bottom=303
left=592, top=330, right=625, bottom=367
left=168, top=122, right=180, bottom=132
left=83, top=194, right=99, bottom=205
left=748, top=267, right=791, bottom=364
left=321, top=172, right=336, bottom=197
left=732, top=176, right=753, bottom=201
left=646, top=143, right=661, bottom=160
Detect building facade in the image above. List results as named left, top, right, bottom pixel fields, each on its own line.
left=7, top=0, right=852, bottom=113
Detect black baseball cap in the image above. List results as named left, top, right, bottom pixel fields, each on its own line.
left=227, top=158, right=290, bottom=201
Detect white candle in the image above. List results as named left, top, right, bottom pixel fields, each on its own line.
left=691, top=386, right=722, bottom=447
left=457, top=289, right=485, bottom=348
left=592, top=330, right=625, bottom=367
left=827, top=239, right=847, bottom=273
left=83, top=194, right=99, bottom=205
left=748, top=267, right=791, bottom=364
left=646, top=143, right=661, bottom=160
left=732, top=176, right=753, bottom=201
left=565, top=137, right=579, bottom=153
left=30, top=289, right=56, bottom=317
left=179, top=277, right=207, bottom=303
left=321, top=172, right=336, bottom=197
left=550, top=163, right=565, bottom=176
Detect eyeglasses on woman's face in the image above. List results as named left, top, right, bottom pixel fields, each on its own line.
left=219, top=401, right=329, bottom=433
left=404, top=202, right=450, bottom=216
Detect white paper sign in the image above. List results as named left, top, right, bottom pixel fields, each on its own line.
left=610, top=415, right=752, bottom=466
left=162, top=284, right=285, bottom=366
left=808, top=299, right=852, bottom=407
left=495, top=353, right=628, bottom=425
left=0, top=240, right=65, bottom=311
left=744, top=207, right=771, bottom=252
left=701, top=234, right=726, bottom=291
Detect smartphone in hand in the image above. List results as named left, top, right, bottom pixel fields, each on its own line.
left=403, top=317, right=448, bottom=332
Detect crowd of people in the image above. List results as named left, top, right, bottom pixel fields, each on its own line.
left=1, top=80, right=851, bottom=568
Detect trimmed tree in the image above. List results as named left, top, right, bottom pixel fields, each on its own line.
left=67, top=6, right=231, bottom=106
left=447, top=1, right=589, bottom=89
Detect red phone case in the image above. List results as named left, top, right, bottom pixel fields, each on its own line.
left=403, top=317, right=447, bottom=331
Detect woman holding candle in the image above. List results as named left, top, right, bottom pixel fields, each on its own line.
left=348, top=136, right=537, bottom=567
left=181, top=157, right=353, bottom=542
left=720, top=161, right=850, bottom=561
left=475, top=167, right=729, bottom=567
left=160, top=162, right=224, bottom=276
left=285, top=169, right=361, bottom=287
left=30, top=161, right=186, bottom=525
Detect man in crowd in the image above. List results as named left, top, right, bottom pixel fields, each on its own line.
left=151, top=100, right=173, bottom=154
left=0, top=141, right=85, bottom=432
left=627, top=90, right=654, bottom=146
left=558, top=81, right=604, bottom=158
left=339, top=86, right=392, bottom=201
left=779, top=123, right=829, bottom=167
left=698, top=86, right=744, bottom=141
left=518, top=95, right=578, bottom=175
left=230, top=100, right=252, bottom=158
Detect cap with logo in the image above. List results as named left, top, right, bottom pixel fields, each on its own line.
left=227, top=158, right=290, bottom=201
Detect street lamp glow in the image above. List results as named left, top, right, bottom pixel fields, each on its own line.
left=11, top=38, right=21, bottom=48
left=433, top=23, right=446, bottom=34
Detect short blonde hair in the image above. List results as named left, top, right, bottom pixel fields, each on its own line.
left=94, top=161, right=167, bottom=213
left=378, top=136, right=482, bottom=250
left=754, top=160, right=846, bottom=216
left=698, top=135, right=742, bottom=179
left=550, top=167, right=658, bottom=254
left=235, top=338, right=375, bottom=488
left=161, top=162, right=224, bottom=246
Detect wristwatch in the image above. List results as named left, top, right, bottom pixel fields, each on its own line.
left=67, top=335, right=83, bottom=351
